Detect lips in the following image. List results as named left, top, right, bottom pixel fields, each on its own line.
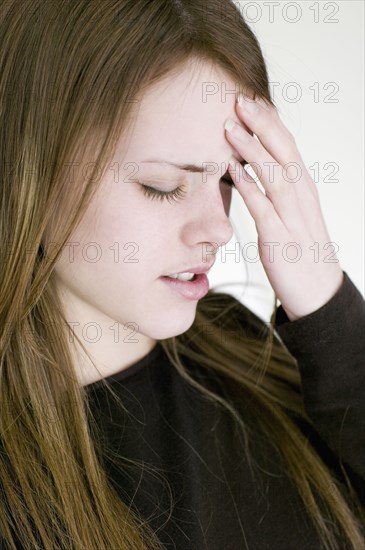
left=159, top=272, right=210, bottom=300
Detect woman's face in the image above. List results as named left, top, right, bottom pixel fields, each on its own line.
left=53, top=60, right=246, bottom=383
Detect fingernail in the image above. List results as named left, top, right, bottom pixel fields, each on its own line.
left=224, top=117, right=236, bottom=133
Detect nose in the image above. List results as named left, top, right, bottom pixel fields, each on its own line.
left=182, top=186, right=234, bottom=249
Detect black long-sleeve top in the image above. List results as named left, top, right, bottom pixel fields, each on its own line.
left=1, top=271, right=364, bottom=549
left=83, top=270, right=365, bottom=549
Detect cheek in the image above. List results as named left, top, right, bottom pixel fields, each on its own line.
left=93, top=200, right=176, bottom=269
left=88, top=199, right=144, bottom=246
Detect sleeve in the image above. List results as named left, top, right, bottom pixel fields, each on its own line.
left=272, top=270, right=365, bottom=484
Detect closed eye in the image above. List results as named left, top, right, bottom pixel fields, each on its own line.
left=138, top=159, right=247, bottom=203
left=139, top=183, right=187, bottom=203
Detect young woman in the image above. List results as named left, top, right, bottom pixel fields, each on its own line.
left=0, top=1, right=364, bottom=549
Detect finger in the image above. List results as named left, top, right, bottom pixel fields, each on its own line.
left=226, top=130, right=306, bottom=233
left=236, top=95, right=302, bottom=169
left=228, top=158, right=282, bottom=233
left=225, top=119, right=291, bottom=195
left=236, top=95, right=319, bottom=201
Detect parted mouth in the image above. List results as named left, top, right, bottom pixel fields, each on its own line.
left=163, top=263, right=214, bottom=276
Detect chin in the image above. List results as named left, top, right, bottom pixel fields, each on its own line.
left=147, top=310, right=198, bottom=340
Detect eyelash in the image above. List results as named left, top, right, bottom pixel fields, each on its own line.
left=140, top=184, right=188, bottom=203
left=140, top=177, right=235, bottom=204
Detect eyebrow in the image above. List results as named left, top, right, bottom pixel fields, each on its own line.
left=140, top=158, right=245, bottom=174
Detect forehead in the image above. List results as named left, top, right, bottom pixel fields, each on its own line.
left=116, top=60, right=245, bottom=168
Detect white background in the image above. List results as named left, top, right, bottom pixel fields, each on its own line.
left=209, top=0, right=365, bottom=322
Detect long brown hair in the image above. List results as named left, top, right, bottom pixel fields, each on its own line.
left=1, top=1, right=364, bottom=548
